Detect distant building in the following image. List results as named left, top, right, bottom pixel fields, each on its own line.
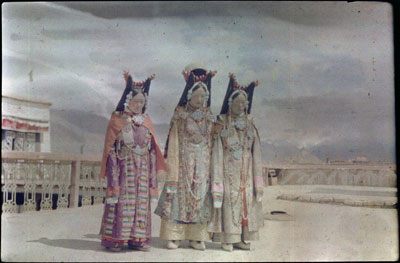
left=2, top=95, right=51, bottom=152
left=354, top=156, right=368, bottom=162
left=329, top=159, right=349, bottom=164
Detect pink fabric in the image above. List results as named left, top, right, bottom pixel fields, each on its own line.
left=100, top=112, right=167, bottom=179
left=212, top=182, right=224, bottom=193
left=254, top=175, right=264, bottom=189
left=106, top=186, right=120, bottom=197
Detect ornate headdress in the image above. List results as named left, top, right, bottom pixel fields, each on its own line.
left=115, top=70, right=155, bottom=113
left=220, top=73, right=258, bottom=114
left=176, top=63, right=217, bottom=108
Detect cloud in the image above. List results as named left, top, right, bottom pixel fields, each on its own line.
left=54, top=2, right=391, bottom=28
left=309, top=138, right=395, bottom=162
left=41, top=28, right=120, bottom=41
left=259, top=91, right=394, bottom=148
left=3, top=2, right=73, bottom=21
left=2, top=2, right=395, bottom=162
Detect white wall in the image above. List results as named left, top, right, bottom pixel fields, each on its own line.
left=2, top=96, right=51, bottom=152
left=2, top=97, right=50, bottom=122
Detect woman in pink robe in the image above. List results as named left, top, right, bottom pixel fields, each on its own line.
left=99, top=72, right=166, bottom=252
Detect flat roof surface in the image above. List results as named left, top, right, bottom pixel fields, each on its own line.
left=2, top=95, right=52, bottom=106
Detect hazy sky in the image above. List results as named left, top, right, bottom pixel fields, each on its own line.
left=2, top=1, right=395, bottom=161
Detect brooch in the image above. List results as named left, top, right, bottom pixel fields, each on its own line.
left=233, top=149, right=243, bottom=160
left=221, top=129, right=228, bottom=137
left=132, top=115, right=144, bottom=125
left=191, top=110, right=204, bottom=121
left=234, top=119, right=246, bottom=130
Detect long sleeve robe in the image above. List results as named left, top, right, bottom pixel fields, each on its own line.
left=208, top=114, right=264, bottom=235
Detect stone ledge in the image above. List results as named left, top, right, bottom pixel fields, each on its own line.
left=277, top=194, right=397, bottom=209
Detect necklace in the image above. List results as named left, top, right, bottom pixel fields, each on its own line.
left=222, top=112, right=249, bottom=226
left=132, top=114, right=145, bottom=125
left=179, top=106, right=211, bottom=215
left=186, top=106, right=209, bottom=144
left=191, top=110, right=204, bottom=122
left=232, top=113, right=246, bottom=130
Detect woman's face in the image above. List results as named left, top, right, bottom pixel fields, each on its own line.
left=230, top=93, right=247, bottom=116
left=189, top=86, right=207, bottom=109
left=128, top=92, right=146, bottom=114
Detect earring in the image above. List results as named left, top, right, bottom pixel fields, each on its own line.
left=187, top=89, right=193, bottom=101
left=203, top=94, right=209, bottom=107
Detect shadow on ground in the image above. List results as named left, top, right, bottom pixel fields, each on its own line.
left=84, top=234, right=101, bottom=239
left=27, top=237, right=104, bottom=252
left=29, top=234, right=223, bottom=252
left=264, top=212, right=294, bottom=221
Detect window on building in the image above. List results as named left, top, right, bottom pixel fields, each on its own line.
left=1, top=129, right=40, bottom=152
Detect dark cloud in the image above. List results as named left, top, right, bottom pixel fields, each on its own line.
left=309, top=138, right=395, bottom=162
left=52, top=2, right=193, bottom=19
left=3, top=2, right=69, bottom=21
left=262, top=91, right=392, bottom=129
left=54, top=2, right=387, bottom=27
left=55, top=2, right=242, bottom=19
left=42, top=28, right=120, bottom=41
left=3, top=2, right=394, bottom=162
left=259, top=90, right=394, bottom=160
left=249, top=1, right=389, bottom=26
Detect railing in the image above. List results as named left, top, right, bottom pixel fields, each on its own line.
left=1, top=151, right=105, bottom=213
left=2, top=151, right=395, bottom=213
left=264, top=163, right=397, bottom=187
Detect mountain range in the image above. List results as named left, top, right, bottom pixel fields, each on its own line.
left=50, top=109, right=394, bottom=163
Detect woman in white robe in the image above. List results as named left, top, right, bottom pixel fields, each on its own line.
left=208, top=73, right=265, bottom=251
left=155, top=64, right=216, bottom=250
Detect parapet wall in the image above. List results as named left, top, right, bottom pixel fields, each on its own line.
left=275, top=168, right=396, bottom=187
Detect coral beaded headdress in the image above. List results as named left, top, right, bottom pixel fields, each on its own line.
left=115, top=71, right=155, bottom=113
left=220, top=73, right=259, bottom=114
left=176, top=63, right=217, bottom=108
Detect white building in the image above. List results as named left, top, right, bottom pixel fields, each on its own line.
left=2, top=95, right=51, bottom=152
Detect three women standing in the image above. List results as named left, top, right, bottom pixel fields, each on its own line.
left=99, top=67, right=264, bottom=252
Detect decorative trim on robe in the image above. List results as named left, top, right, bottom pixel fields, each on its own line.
left=100, top=111, right=167, bottom=183
left=164, top=109, right=180, bottom=193
left=212, top=182, right=224, bottom=208
left=211, top=118, right=225, bottom=208
left=252, top=124, right=264, bottom=198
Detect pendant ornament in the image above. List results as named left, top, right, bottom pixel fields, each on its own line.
left=234, top=119, right=246, bottom=130
left=233, top=149, right=243, bottom=160
left=132, top=114, right=145, bottom=125
left=191, top=110, right=204, bottom=121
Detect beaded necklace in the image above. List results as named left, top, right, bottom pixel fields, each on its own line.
left=221, top=109, right=249, bottom=226
left=180, top=104, right=211, bottom=216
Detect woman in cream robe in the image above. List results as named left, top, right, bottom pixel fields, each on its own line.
left=208, top=73, right=265, bottom=251
left=155, top=64, right=216, bottom=250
